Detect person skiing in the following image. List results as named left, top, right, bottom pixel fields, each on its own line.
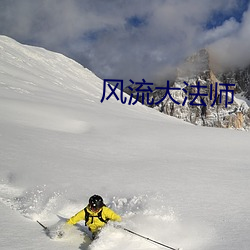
left=66, top=194, right=121, bottom=239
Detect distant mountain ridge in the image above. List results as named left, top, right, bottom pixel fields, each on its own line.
left=124, top=49, right=250, bottom=130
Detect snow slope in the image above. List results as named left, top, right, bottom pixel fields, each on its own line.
left=0, top=36, right=250, bottom=250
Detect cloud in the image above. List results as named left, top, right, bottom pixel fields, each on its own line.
left=200, top=18, right=240, bottom=45
left=209, top=3, right=250, bottom=69
left=0, top=0, right=249, bottom=84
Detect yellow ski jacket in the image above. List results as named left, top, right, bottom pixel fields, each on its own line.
left=67, top=206, right=121, bottom=233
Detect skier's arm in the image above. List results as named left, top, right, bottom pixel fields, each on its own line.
left=104, top=207, right=122, bottom=222
left=67, top=209, right=85, bottom=225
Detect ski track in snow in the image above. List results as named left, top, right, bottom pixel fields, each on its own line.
left=0, top=179, right=211, bottom=250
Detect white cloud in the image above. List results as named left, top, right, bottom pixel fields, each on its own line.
left=0, top=0, right=248, bottom=82
left=209, top=4, right=250, bottom=68
left=201, top=18, right=240, bottom=45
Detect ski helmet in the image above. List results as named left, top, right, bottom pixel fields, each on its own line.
left=89, top=195, right=104, bottom=210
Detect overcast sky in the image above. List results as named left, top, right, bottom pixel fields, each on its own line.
left=0, top=0, right=249, bottom=84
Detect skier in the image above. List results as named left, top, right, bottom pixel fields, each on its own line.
left=66, top=194, right=121, bottom=239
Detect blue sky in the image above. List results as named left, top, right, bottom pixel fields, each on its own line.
left=206, top=0, right=249, bottom=28
left=0, top=0, right=249, bottom=83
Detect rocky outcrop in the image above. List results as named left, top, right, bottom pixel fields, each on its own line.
left=218, top=65, right=250, bottom=100
left=124, top=49, right=250, bottom=130
left=156, top=49, right=250, bottom=130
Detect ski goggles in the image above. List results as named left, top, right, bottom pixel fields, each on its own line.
left=89, top=205, right=101, bottom=212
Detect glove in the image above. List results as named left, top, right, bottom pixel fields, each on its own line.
left=56, top=230, right=64, bottom=238
left=55, top=223, right=71, bottom=238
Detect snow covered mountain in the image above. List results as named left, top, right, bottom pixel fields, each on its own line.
left=125, top=49, right=250, bottom=130
left=165, top=49, right=250, bottom=129
left=0, top=36, right=250, bottom=250
left=218, top=65, right=250, bottom=101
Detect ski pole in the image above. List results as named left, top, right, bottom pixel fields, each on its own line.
left=37, top=220, right=48, bottom=231
left=122, top=227, right=180, bottom=250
